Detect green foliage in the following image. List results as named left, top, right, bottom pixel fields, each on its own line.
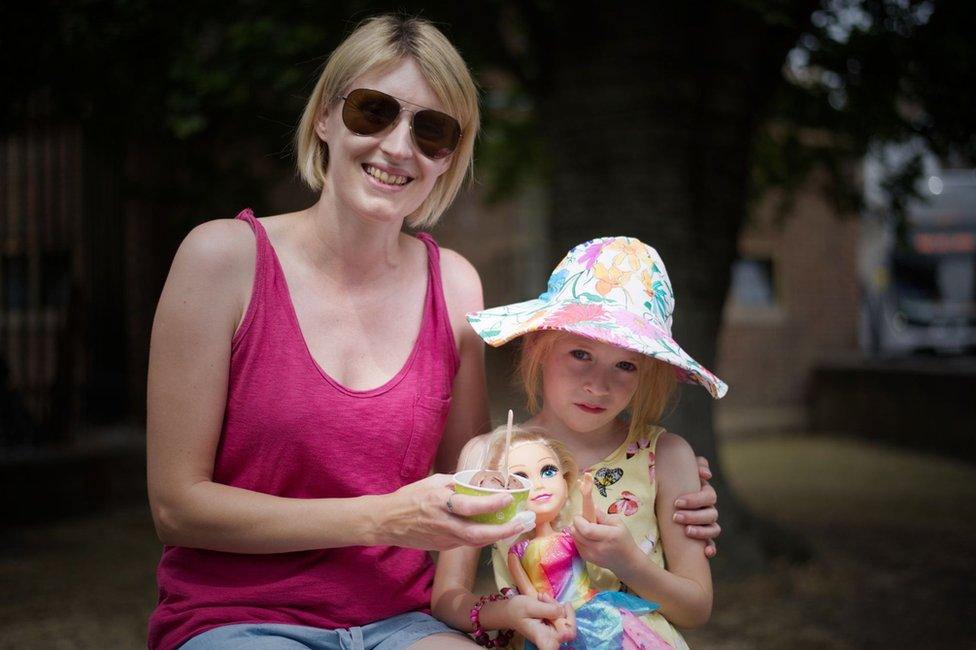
left=3, top=1, right=973, bottom=222
left=753, top=0, right=976, bottom=221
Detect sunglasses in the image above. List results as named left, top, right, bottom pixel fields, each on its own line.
left=338, top=88, right=462, bottom=160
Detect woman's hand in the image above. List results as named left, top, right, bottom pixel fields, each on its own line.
left=673, top=456, right=721, bottom=558
left=483, top=593, right=575, bottom=650
left=380, top=474, right=532, bottom=551
left=570, top=511, right=641, bottom=576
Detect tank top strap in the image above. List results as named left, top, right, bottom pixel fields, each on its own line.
left=231, top=208, right=275, bottom=349
left=415, top=232, right=460, bottom=373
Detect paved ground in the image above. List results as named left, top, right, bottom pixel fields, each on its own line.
left=2, top=433, right=974, bottom=649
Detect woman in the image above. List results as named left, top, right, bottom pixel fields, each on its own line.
left=146, top=15, right=720, bottom=650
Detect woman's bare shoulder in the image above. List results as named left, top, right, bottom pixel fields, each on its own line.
left=161, top=218, right=257, bottom=327
left=437, top=246, right=484, bottom=314
left=175, top=218, right=256, bottom=277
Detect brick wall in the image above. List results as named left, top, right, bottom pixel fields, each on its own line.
left=716, top=182, right=861, bottom=429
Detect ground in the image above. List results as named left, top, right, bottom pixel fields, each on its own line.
left=1, top=433, right=974, bottom=649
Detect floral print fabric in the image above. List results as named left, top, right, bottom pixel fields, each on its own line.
left=467, top=237, right=727, bottom=399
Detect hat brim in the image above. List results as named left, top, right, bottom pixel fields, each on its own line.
left=467, top=299, right=728, bottom=399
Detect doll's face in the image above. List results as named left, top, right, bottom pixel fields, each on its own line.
left=508, top=442, right=568, bottom=526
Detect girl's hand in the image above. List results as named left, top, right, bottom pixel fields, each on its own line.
left=383, top=474, right=531, bottom=550
left=673, top=456, right=721, bottom=558
left=570, top=511, right=640, bottom=576
left=488, top=594, right=575, bottom=650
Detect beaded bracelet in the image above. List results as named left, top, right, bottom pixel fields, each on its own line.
left=469, top=591, right=515, bottom=648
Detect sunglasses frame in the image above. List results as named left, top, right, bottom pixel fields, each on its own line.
left=337, top=88, right=461, bottom=160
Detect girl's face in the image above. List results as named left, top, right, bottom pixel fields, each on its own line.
left=540, top=333, right=642, bottom=437
left=315, top=57, right=453, bottom=225
left=508, top=442, right=568, bottom=525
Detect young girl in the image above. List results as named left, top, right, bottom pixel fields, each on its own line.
left=432, top=236, right=725, bottom=649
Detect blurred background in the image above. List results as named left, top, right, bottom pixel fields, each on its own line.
left=2, top=1, right=975, bottom=648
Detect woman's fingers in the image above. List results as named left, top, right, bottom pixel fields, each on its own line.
left=673, top=505, right=718, bottom=526
left=705, top=538, right=718, bottom=558
left=673, top=481, right=717, bottom=511
left=683, top=522, right=722, bottom=541
left=453, top=518, right=528, bottom=547
left=446, top=491, right=513, bottom=517
left=695, top=455, right=712, bottom=478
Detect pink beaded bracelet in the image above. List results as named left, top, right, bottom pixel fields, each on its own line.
left=469, top=591, right=515, bottom=648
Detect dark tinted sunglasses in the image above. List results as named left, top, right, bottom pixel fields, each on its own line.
left=338, top=88, right=462, bottom=160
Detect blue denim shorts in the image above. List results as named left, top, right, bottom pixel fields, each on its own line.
left=177, top=612, right=471, bottom=650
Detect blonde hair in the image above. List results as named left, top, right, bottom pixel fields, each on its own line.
left=485, top=426, right=579, bottom=529
left=517, top=331, right=677, bottom=442
left=294, top=14, right=480, bottom=229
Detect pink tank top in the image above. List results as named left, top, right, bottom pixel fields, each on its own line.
left=148, top=208, right=460, bottom=649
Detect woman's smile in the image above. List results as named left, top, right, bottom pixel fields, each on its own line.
left=362, top=163, right=413, bottom=190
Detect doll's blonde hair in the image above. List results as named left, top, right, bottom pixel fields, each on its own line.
left=517, top=331, right=677, bottom=444
left=485, top=426, right=579, bottom=530
left=294, top=14, right=480, bottom=229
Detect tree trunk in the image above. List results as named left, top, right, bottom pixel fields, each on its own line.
left=532, top=3, right=815, bottom=570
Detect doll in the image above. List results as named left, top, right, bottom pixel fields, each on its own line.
left=486, top=428, right=675, bottom=650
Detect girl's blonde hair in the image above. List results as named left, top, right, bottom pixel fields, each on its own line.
left=517, top=331, right=677, bottom=443
left=294, top=14, right=480, bottom=229
left=485, top=426, right=579, bottom=529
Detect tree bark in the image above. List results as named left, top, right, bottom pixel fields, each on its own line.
left=532, top=3, right=816, bottom=569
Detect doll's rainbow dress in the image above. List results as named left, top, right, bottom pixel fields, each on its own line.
left=510, top=528, right=674, bottom=649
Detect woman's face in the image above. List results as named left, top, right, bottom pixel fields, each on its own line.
left=508, top=441, right=568, bottom=526
left=540, top=333, right=642, bottom=437
left=315, top=57, right=454, bottom=225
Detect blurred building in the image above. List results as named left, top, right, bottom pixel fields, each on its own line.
left=715, top=180, right=861, bottom=434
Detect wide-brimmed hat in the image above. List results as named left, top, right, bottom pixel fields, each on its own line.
left=467, top=237, right=728, bottom=399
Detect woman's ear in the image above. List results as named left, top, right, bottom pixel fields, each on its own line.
left=314, top=105, right=331, bottom=142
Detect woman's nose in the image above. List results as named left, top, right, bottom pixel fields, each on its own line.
left=379, top=113, right=414, bottom=160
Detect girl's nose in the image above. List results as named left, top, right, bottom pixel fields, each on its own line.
left=584, top=369, right=610, bottom=396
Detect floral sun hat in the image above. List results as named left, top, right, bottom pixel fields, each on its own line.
left=467, top=237, right=728, bottom=399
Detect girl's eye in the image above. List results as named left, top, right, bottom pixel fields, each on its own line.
left=540, top=464, right=559, bottom=478
left=570, top=349, right=591, bottom=361
left=616, top=361, right=637, bottom=372
left=514, top=471, right=529, bottom=479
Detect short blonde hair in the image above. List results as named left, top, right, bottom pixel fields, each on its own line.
left=295, top=14, right=480, bottom=229
left=517, top=331, right=677, bottom=442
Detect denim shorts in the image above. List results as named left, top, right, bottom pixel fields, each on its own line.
left=177, top=612, right=471, bottom=650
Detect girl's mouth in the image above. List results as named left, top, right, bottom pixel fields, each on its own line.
left=575, top=403, right=606, bottom=414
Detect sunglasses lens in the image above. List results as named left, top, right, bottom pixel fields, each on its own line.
left=342, top=89, right=399, bottom=135
left=341, top=88, right=461, bottom=159
left=413, top=110, right=461, bottom=159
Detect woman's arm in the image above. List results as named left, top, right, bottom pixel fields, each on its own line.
left=434, top=248, right=492, bottom=473
left=147, top=222, right=522, bottom=554
left=608, top=433, right=713, bottom=627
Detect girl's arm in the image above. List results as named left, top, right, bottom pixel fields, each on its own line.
left=612, top=433, right=712, bottom=626
left=147, top=223, right=523, bottom=554
left=571, top=433, right=712, bottom=628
